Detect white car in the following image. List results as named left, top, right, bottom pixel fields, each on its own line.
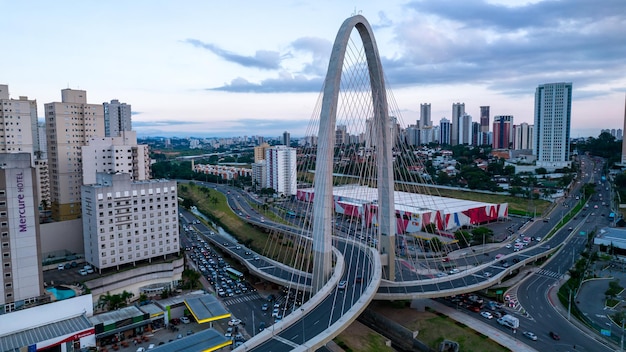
left=228, top=318, right=242, bottom=326
left=480, top=311, right=493, bottom=319
left=180, top=316, right=190, bottom=324
left=523, top=331, right=538, bottom=340
left=505, top=244, right=512, bottom=249
left=224, top=327, right=233, bottom=337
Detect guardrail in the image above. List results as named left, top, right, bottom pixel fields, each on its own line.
left=235, top=246, right=345, bottom=351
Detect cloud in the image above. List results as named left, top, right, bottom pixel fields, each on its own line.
left=134, top=118, right=312, bottom=138
left=209, top=72, right=324, bottom=93
left=184, top=39, right=282, bottom=70
left=132, top=120, right=199, bottom=127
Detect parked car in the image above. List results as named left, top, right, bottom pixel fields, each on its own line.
left=180, top=316, right=190, bottom=324
left=228, top=318, right=242, bottom=326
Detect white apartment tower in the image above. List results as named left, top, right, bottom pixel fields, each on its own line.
left=81, top=173, right=179, bottom=270
left=103, top=99, right=132, bottom=138
left=534, top=82, right=572, bottom=169
left=251, top=160, right=267, bottom=190
left=458, top=113, right=473, bottom=145
left=513, top=123, right=534, bottom=150
left=266, top=146, right=297, bottom=196
left=81, top=131, right=150, bottom=185
left=0, top=153, right=43, bottom=312
left=45, top=89, right=105, bottom=221
left=451, top=103, right=465, bottom=145
left=0, top=84, right=39, bottom=160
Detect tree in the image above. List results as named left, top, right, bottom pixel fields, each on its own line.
left=454, top=230, right=472, bottom=248
left=181, top=269, right=202, bottom=290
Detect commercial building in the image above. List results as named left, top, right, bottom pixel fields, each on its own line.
left=0, top=153, right=43, bottom=312
left=439, top=118, right=451, bottom=145
left=45, top=88, right=105, bottom=220
left=81, top=173, right=179, bottom=271
left=534, top=82, right=572, bottom=169
left=266, top=145, right=297, bottom=196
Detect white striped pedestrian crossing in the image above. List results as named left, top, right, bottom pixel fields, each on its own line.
left=223, top=292, right=262, bottom=306
left=536, top=269, right=561, bottom=279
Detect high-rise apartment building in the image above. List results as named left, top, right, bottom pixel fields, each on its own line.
left=492, top=115, right=514, bottom=149
left=103, top=99, right=132, bottom=138
left=81, top=131, right=150, bottom=186
left=45, top=89, right=105, bottom=221
left=0, top=153, right=43, bottom=312
left=513, top=123, right=533, bottom=150
left=282, top=131, right=290, bottom=146
left=439, top=118, right=451, bottom=145
left=534, top=82, right=572, bottom=169
left=480, top=106, right=490, bottom=133
left=0, top=84, right=39, bottom=160
left=81, top=173, right=179, bottom=270
left=253, top=143, right=270, bottom=163
left=335, top=125, right=348, bottom=145
left=451, top=103, right=465, bottom=145
left=621, top=95, right=626, bottom=164
left=420, top=103, right=431, bottom=128
left=251, top=161, right=267, bottom=190
left=265, top=146, right=297, bottom=196
left=458, top=113, right=473, bottom=145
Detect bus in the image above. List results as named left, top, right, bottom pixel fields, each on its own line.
left=225, top=267, right=244, bottom=281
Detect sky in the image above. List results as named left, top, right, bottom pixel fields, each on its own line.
left=2, top=0, right=626, bottom=139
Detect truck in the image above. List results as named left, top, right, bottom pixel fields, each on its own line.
left=497, top=314, right=519, bottom=329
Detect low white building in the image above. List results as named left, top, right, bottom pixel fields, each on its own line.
left=81, top=173, right=179, bottom=271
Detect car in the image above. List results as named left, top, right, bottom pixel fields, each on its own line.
left=78, top=269, right=88, bottom=276
left=57, top=264, right=65, bottom=270
left=180, top=316, right=190, bottom=324
left=480, top=311, right=493, bottom=319
left=355, top=275, right=363, bottom=284
left=235, top=245, right=241, bottom=250
left=147, top=344, right=155, bottom=350
left=261, top=303, right=269, bottom=311
left=228, top=318, right=242, bottom=326
left=136, top=348, right=146, bottom=352
left=449, top=268, right=460, bottom=275
left=176, top=333, right=183, bottom=339
left=224, top=327, right=233, bottom=337
left=469, top=305, right=481, bottom=312
left=549, top=331, right=560, bottom=340
left=483, top=272, right=492, bottom=278
left=338, top=280, right=348, bottom=290
left=523, top=331, right=538, bottom=341
left=535, top=237, right=542, bottom=241
left=258, top=322, right=266, bottom=332
left=272, top=308, right=280, bottom=318
left=505, top=244, right=512, bottom=249
left=70, top=261, right=78, bottom=268
left=186, top=330, right=194, bottom=336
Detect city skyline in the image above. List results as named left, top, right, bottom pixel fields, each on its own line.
left=2, top=0, right=626, bottom=138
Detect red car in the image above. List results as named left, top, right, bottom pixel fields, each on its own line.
left=549, top=331, right=560, bottom=340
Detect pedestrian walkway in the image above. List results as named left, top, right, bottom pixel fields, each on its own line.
left=428, top=300, right=539, bottom=352
left=222, top=292, right=262, bottom=306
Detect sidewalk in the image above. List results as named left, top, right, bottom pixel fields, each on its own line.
left=427, top=300, right=539, bottom=352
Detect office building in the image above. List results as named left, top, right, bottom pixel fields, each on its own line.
left=513, top=123, right=534, bottom=150
left=493, top=115, right=514, bottom=149
left=81, top=173, right=179, bottom=270
left=266, top=145, right=297, bottom=196
left=420, top=103, right=431, bottom=127
left=81, top=131, right=150, bottom=186
left=439, top=118, right=451, bottom=145
left=480, top=106, right=490, bottom=133
left=0, top=153, right=43, bottom=312
left=103, top=99, right=132, bottom=138
left=450, top=103, right=465, bottom=145
left=534, top=82, right=572, bottom=169
left=45, top=89, right=105, bottom=221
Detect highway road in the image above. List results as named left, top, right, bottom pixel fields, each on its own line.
left=515, top=155, right=616, bottom=351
